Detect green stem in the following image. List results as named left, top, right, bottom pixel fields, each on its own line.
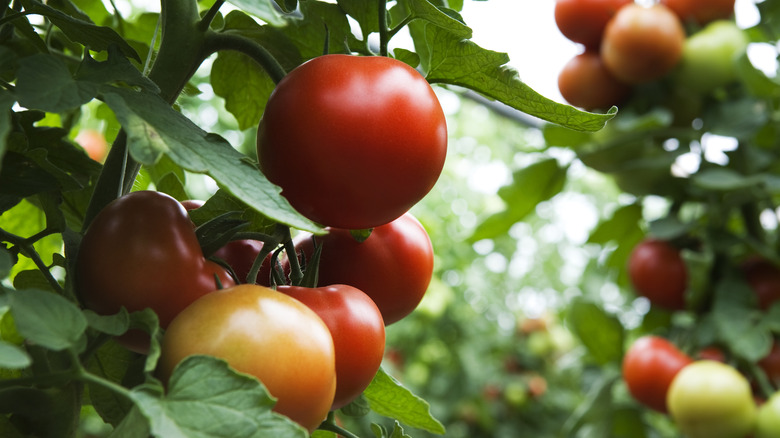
left=0, top=10, right=32, bottom=27
left=388, top=15, right=413, bottom=40
left=203, top=31, right=287, bottom=84
left=284, top=228, right=303, bottom=286
left=378, top=0, right=388, bottom=57
left=0, top=229, right=65, bottom=295
left=318, top=413, right=361, bottom=438
left=198, top=0, right=225, bottom=32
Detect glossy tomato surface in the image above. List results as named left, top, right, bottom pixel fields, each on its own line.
left=294, top=213, right=434, bottom=325
left=278, top=284, right=385, bottom=410
left=661, top=0, right=735, bottom=25
left=601, top=4, right=686, bottom=84
left=557, top=51, right=632, bottom=111
left=157, top=284, right=336, bottom=432
left=628, top=239, right=688, bottom=310
left=622, top=335, right=693, bottom=413
left=257, top=54, right=447, bottom=230
left=76, top=191, right=234, bottom=339
left=554, top=0, right=632, bottom=49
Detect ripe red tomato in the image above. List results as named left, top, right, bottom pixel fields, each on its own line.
left=76, top=191, right=235, bottom=351
left=601, top=4, right=686, bottom=84
left=294, top=213, right=434, bottom=325
left=661, top=0, right=735, bottom=25
left=627, top=239, right=688, bottom=310
left=278, top=284, right=385, bottom=410
left=554, top=0, right=632, bottom=49
left=257, top=54, right=447, bottom=230
left=759, top=342, right=780, bottom=388
left=622, top=335, right=693, bottom=413
left=157, top=284, right=336, bottom=432
left=75, top=129, right=108, bottom=163
left=741, top=257, right=780, bottom=310
left=557, top=51, right=632, bottom=111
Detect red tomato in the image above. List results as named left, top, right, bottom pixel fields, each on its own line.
left=157, top=285, right=336, bottom=432
left=661, top=0, right=735, bottom=25
left=741, top=257, right=780, bottom=310
left=628, top=239, right=688, bottom=310
left=554, top=0, right=632, bottom=49
left=557, top=51, right=632, bottom=111
left=601, top=4, right=686, bottom=84
left=257, top=54, right=447, bottom=230
left=622, top=335, right=693, bottom=413
left=278, top=284, right=385, bottom=410
left=75, top=129, right=109, bottom=163
left=759, top=342, right=780, bottom=388
left=76, top=191, right=235, bottom=352
left=294, top=213, right=434, bottom=325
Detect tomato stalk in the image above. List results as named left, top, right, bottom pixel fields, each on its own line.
left=378, top=0, right=389, bottom=56
left=318, top=412, right=361, bottom=438
left=0, top=228, right=65, bottom=297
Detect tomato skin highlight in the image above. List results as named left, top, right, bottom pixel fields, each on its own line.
left=278, top=284, right=386, bottom=410
left=294, top=213, right=434, bottom=325
left=622, top=335, right=693, bottom=413
left=554, top=0, right=632, bottom=50
left=76, top=191, right=235, bottom=351
left=601, top=4, right=686, bottom=84
left=628, top=239, right=688, bottom=310
left=158, top=284, right=336, bottom=432
left=557, top=51, right=632, bottom=111
left=257, top=54, right=447, bottom=230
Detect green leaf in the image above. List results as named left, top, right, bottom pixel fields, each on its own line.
left=0, top=199, right=64, bottom=279
left=566, top=298, right=624, bottom=365
left=0, top=91, right=16, bottom=172
left=363, top=368, right=446, bottom=435
left=693, top=168, right=759, bottom=191
left=75, top=46, right=159, bottom=93
left=83, top=308, right=130, bottom=336
left=712, top=275, right=772, bottom=362
left=0, top=340, right=31, bottom=369
left=542, top=123, right=593, bottom=149
left=0, top=247, right=14, bottom=280
left=211, top=51, right=275, bottom=131
left=338, top=0, right=380, bottom=36
left=101, top=86, right=321, bottom=233
left=273, top=0, right=297, bottom=13
left=280, top=1, right=354, bottom=59
left=423, top=25, right=615, bottom=132
left=15, top=54, right=98, bottom=113
left=8, top=289, right=87, bottom=351
left=469, top=158, right=567, bottom=242
left=87, top=339, right=141, bottom=426
left=225, top=0, right=287, bottom=26
left=406, top=0, right=471, bottom=39
left=129, top=356, right=307, bottom=438
left=187, top=189, right=278, bottom=235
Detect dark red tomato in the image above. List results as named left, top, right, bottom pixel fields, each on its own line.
left=622, top=335, right=693, bottom=413
left=661, top=0, right=735, bottom=25
left=557, top=51, right=632, bottom=111
left=601, top=4, right=686, bottom=84
left=741, top=257, right=780, bottom=310
left=554, top=0, right=632, bottom=49
left=257, top=54, right=447, bottom=230
left=697, top=346, right=726, bottom=363
left=628, top=239, right=688, bottom=310
left=759, top=342, right=780, bottom=388
left=294, top=213, right=434, bottom=325
left=77, top=191, right=235, bottom=352
left=181, top=200, right=271, bottom=286
left=278, top=284, right=385, bottom=410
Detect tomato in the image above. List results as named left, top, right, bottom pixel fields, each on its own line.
left=157, top=284, right=336, bottom=432
left=697, top=346, right=726, bottom=363
left=661, top=0, right=735, bottom=25
left=181, top=200, right=272, bottom=285
left=675, top=20, right=748, bottom=95
left=257, top=54, right=447, bottom=230
left=74, top=129, right=108, bottom=163
left=76, top=191, right=235, bottom=352
left=601, top=4, right=686, bottom=84
left=627, top=239, right=688, bottom=310
left=554, top=0, right=632, bottom=50
left=756, top=392, right=780, bottom=438
left=741, top=257, right=780, bottom=311
left=667, top=360, right=757, bottom=438
left=293, top=213, right=434, bottom=325
left=759, top=342, right=780, bottom=388
left=557, top=51, right=632, bottom=111
left=278, top=284, right=385, bottom=410
left=622, top=335, right=693, bottom=413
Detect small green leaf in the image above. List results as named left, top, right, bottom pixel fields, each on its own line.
left=87, top=339, right=141, bottom=427
left=406, top=0, right=471, bottom=39
left=567, top=298, right=624, bottom=365
left=0, top=340, right=30, bottom=369
left=225, top=0, right=287, bottom=26
left=15, top=54, right=98, bottom=113
left=363, top=368, right=446, bottom=435
left=84, top=308, right=130, bottom=336
left=211, top=51, right=275, bottom=131
left=0, top=247, right=13, bottom=279
left=75, top=46, right=159, bottom=93
left=9, top=289, right=87, bottom=351
left=693, top=168, right=759, bottom=191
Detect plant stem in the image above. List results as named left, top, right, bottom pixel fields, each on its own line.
left=203, top=31, right=287, bottom=84
left=198, top=0, right=225, bottom=31
left=378, top=0, right=389, bottom=57
left=317, top=415, right=362, bottom=438
left=0, top=229, right=65, bottom=295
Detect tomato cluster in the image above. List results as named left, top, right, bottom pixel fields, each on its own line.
left=554, top=0, right=740, bottom=111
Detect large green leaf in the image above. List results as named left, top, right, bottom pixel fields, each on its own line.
left=567, top=298, right=624, bottom=365
left=363, top=368, right=445, bottom=435
left=8, top=289, right=87, bottom=351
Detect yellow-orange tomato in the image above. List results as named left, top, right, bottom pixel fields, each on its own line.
left=157, top=285, right=336, bottom=432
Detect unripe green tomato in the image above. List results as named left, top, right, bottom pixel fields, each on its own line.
left=675, top=20, right=748, bottom=94
left=756, top=392, right=780, bottom=438
left=667, top=360, right=757, bottom=438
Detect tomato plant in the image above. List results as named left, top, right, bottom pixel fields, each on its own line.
left=257, top=54, right=448, bottom=230
left=157, top=284, right=337, bottom=432
left=741, top=257, right=780, bottom=311
left=557, top=51, right=632, bottom=111
left=627, top=239, right=688, bottom=310
left=278, top=284, right=386, bottom=410
left=667, top=360, right=757, bottom=438
left=293, top=213, right=434, bottom=325
left=675, top=20, right=748, bottom=95
left=601, top=4, right=686, bottom=84
left=76, top=191, right=235, bottom=351
left=554, top=0, right=632, bottom=50
left=622, top=335, right=693, bottom=413
left=661, top=0, right=735, bottom=25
